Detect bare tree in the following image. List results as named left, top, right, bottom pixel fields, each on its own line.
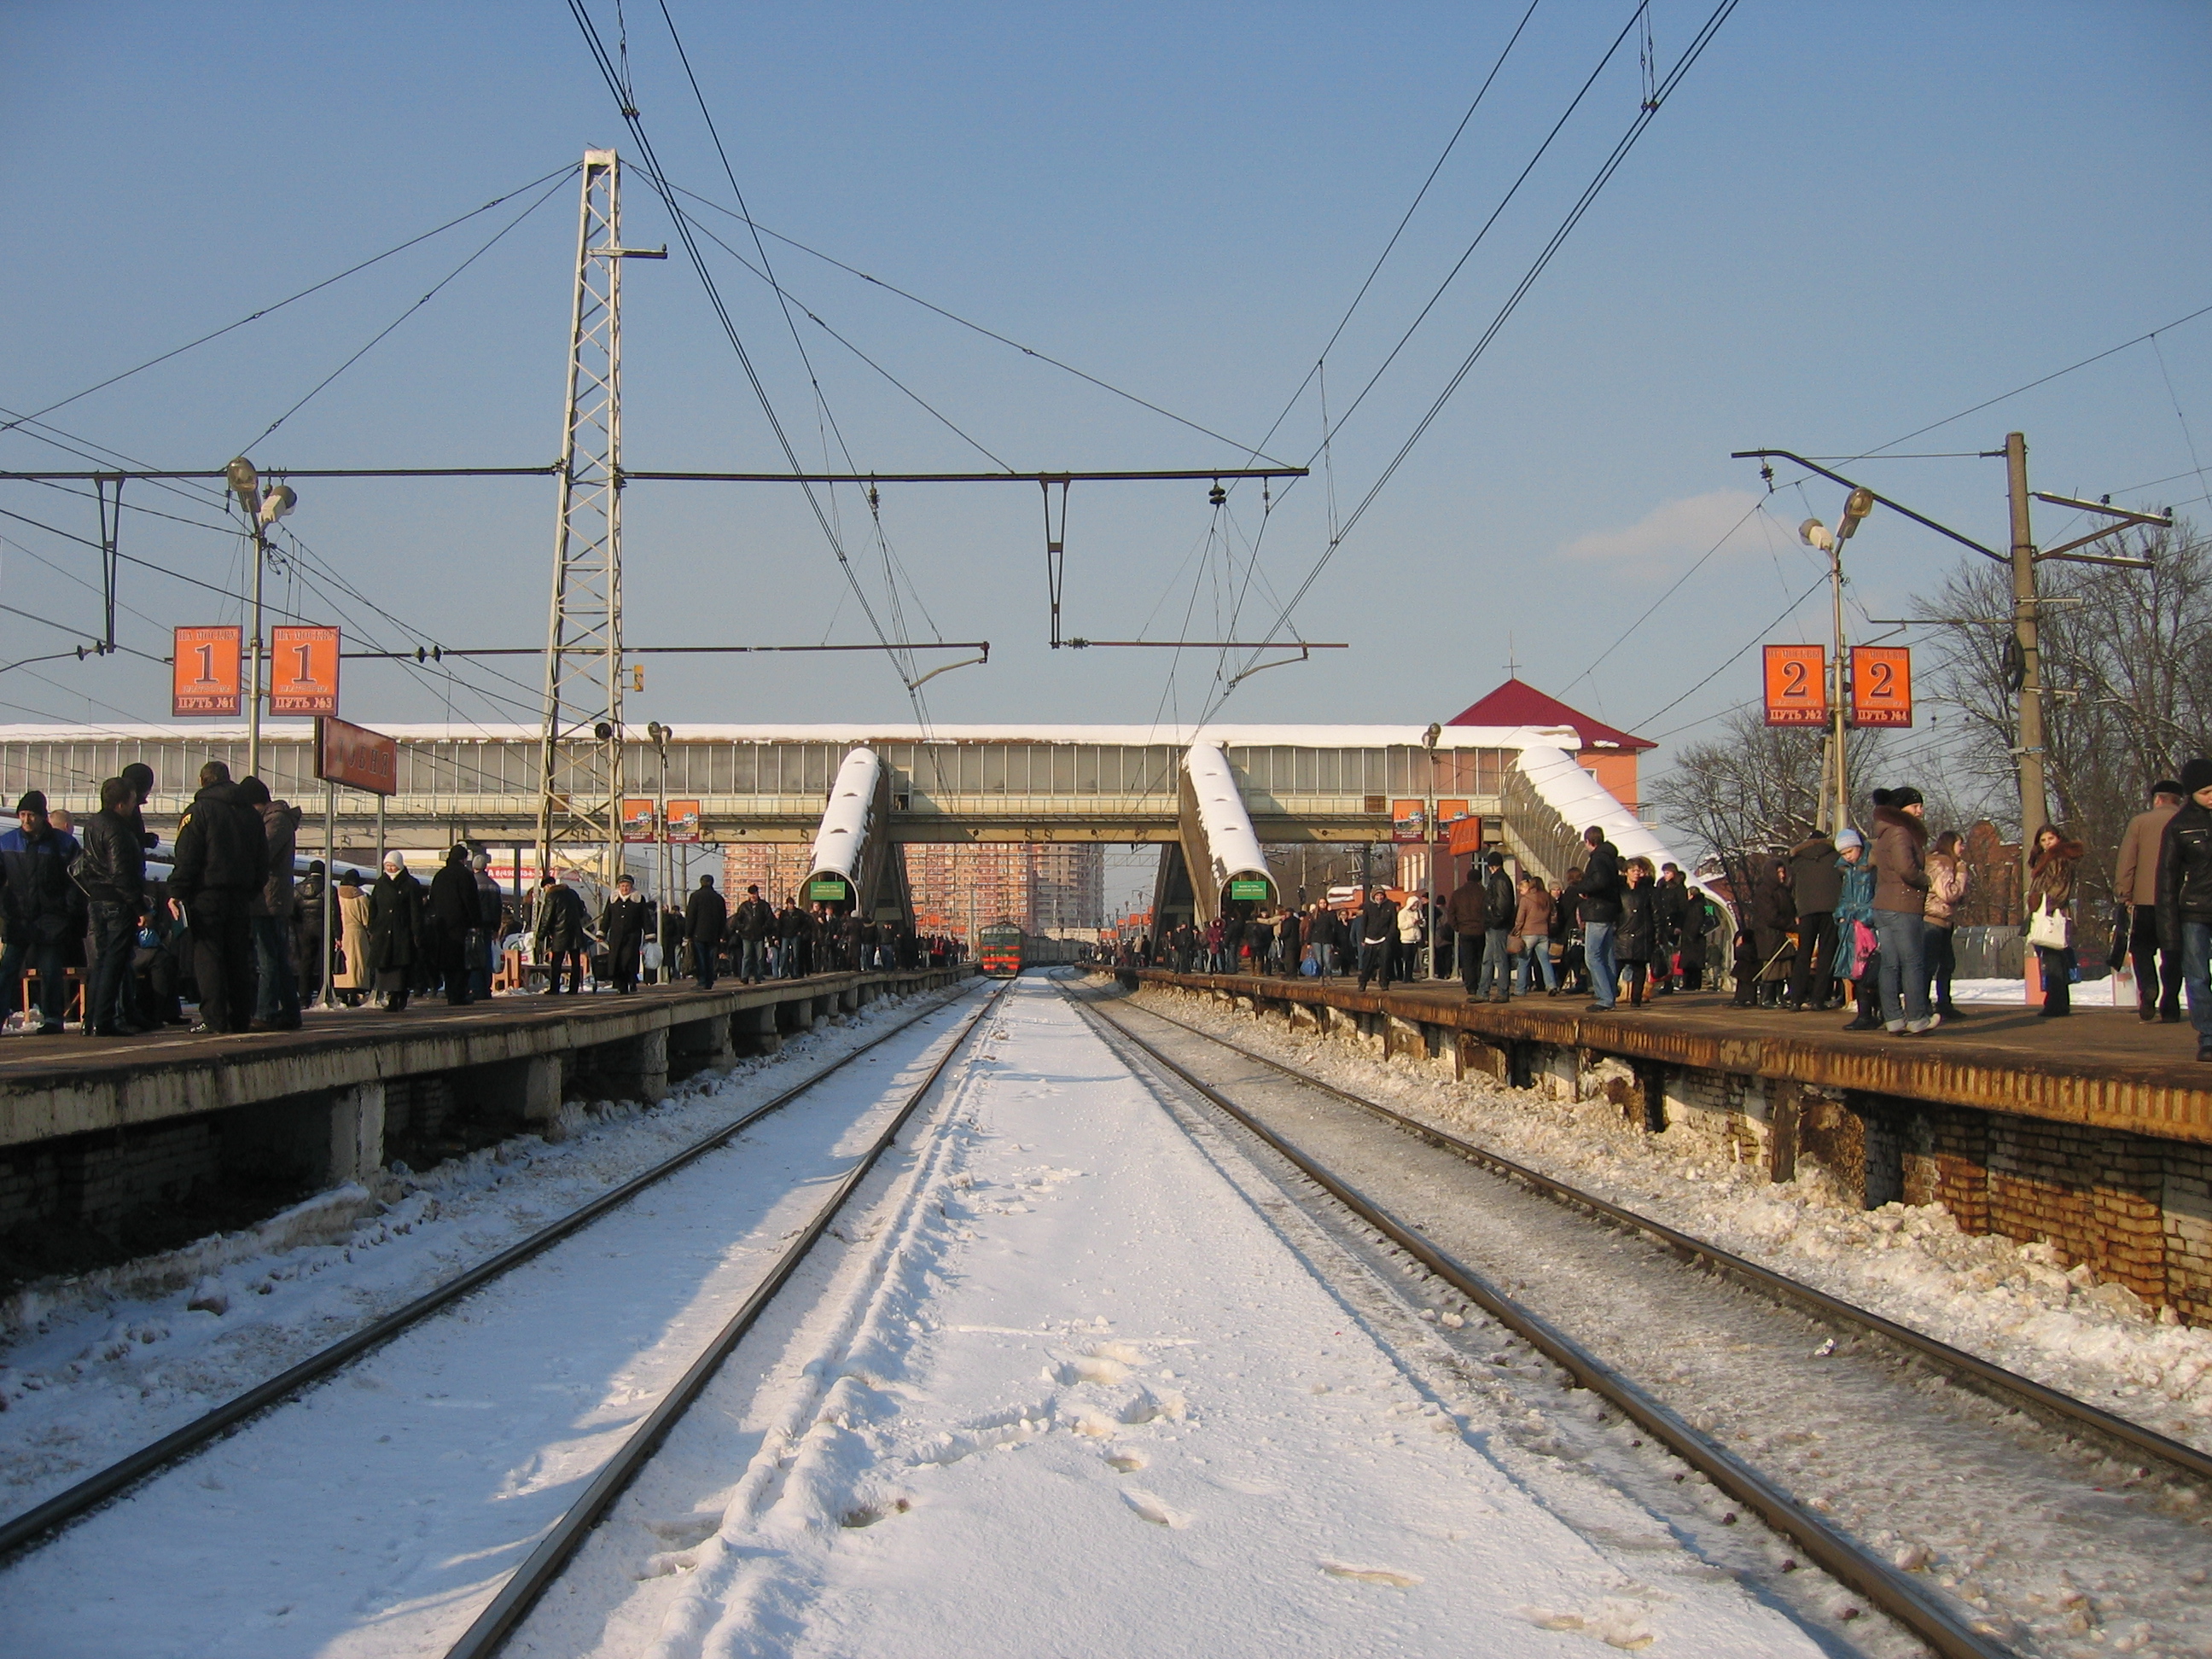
left=1914, top=517, right=2211, bottom=911
left=1649, top=708, right=1886, bottom=900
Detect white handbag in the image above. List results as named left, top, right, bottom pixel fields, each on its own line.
left=2026, top=900, right=2072, bottom=951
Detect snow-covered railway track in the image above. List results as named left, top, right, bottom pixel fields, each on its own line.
left=0, top=981, right=1001, bottom=1658
left=1070, top=982, right=2212, bottom=1659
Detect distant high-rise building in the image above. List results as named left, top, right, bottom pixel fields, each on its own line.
left=721, top=841, right=1104, bottom=936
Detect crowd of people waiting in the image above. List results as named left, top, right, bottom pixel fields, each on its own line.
left=1116, top=765, right=2212, bottom=1057
left=0, top=759, right=967, bottom=1037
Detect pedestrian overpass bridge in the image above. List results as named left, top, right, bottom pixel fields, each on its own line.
left=0, top=720, right=1691, bottom=926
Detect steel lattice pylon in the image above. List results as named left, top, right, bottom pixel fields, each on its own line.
left=538, top=149, right=636, bottom=888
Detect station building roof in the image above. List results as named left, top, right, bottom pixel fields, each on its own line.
left=1444, top=678, right=1655, bottom=753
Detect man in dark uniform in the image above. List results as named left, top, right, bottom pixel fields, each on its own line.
left=685, top=874, right=727, bottom=990
left=168, top=760, right=269, bottom=1033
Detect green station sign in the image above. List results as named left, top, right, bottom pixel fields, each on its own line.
left=1228, top=878, right=1270, bottom=901
left=807, top=877, right=850, bottom=903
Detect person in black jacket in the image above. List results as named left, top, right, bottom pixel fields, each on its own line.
left=686, top=874, right=728, bottom=990
left=1615, top=857, right=1660, bottom=1007
left=731, top=883, right=773, bottom=982
left=79, top=777, right=148, bottom=1035
left=600, top=874, right=652, bottom=994
left=369, top=852, right=428, bottom=1010
left=2156, top=756, right=2212, bottom=1061
left=1, top=789, right=85, bottom=1033
left=427, top=845, right=480, bottom=1005
left=1477, top=853, right=1516, bottom=1003
left=1577, top=827, right=1623, bottom=1010
left=1784, top=833, right=1844, bottom=1011
left=1651, top=864, right=1689, bottom=996
left=1355, top=887, right=1397, bottom=992
left=167, top=761, right=269, bottom=1033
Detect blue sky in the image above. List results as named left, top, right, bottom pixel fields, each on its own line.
left=3, top=1, right=2208, bottom=785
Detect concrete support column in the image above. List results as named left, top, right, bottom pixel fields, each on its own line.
left=670, top=1012, right=736, bottom=1074
left=598, top=1028, right=671, bottom=1105
left=734, top=1005, right=782, bottom=1057
left=471, top=1053, right=569, bottom=1139
left=841, top=985, right=861, bottom=1012
left=327, top=1081, right=386, bottom=1185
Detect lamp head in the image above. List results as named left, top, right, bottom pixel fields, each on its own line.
left=258, top=484, right=295, bottom=526
left=224, top=456, right=260, bottom=516
left=1836, top=486, right=1875, bottom=541
left=1798, top=517, right=1837, bottom=554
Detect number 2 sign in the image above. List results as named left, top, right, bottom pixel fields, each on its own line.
left=1762, top=643, right=1828, bottom=727
left=172, top=626, right=243, bottom=717
left=270, top=625, right=341, bottom=715
left=1850, top=645, right=1913, bottom=727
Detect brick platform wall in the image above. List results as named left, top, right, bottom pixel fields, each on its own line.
left=1137, top=977, right=2212, bottom=1326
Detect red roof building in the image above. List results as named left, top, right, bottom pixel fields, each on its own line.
left=1447, top=677, right=1656, bottom=810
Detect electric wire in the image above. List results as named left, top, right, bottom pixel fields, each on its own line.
left=1231, top=0, right=1546, bottom=473
left=1633, top=571, right=1829, bottom=732
left=236, top=172, right=576, bottom=451
left=566, top=1, right=925, bottom=716
left=0, top=163, right=582, bottom=441
left=666, top=184, right=1295, bottom=468
left=1560, top=497, right=1765, bottom=696
left=1212, top=0, right=1742, bottom=719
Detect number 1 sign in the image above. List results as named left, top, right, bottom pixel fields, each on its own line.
left=172, top=626, right=243, bottom=717
left=1761, top=643, right=1827, bottom=726
left=270, top=625, right=340, bottom=715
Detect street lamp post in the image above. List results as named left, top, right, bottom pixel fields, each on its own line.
left=1797, top=484, right=1873, bottom=834
left=1423, top=721, right=1441, bottom=978
left=1738, top=442, right=2168, bottom=903
left=225, top=457, right=295, bottom=782
left=646, top=720, right=671, bottom=982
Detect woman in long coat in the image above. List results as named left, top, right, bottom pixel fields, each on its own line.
left=368, top=853, right=427, bottom=1011
left=1615, top=857, right=1658, bottom=1007
left=2025, top=825, right=2086, bottom=1018
left=333, top=870, right=374, bottom=1005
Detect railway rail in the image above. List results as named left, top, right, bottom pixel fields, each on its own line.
left=0, top=978, right=994, bottom=1569
left=1068, top=978, right=2212, bottom=1659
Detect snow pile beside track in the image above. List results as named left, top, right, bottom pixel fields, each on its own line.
left=0, top=983, right=965, bottom=1526
left=1138, top=984, right=2212, bottom=1455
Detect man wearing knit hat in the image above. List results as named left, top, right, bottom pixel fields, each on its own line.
left=1871, top=784, right=1936, bottom=1033
left=2155, top=759, right=2212, bottom=1062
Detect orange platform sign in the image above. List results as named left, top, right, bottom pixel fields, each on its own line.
left=667, top=800, right=701, bottom=843
left=314, top=714, right=398, bottom=796
left=1389, top=800, right=1428, bottom=843
left=269, top=625, right=341, bottom=715
left=1761, top=643, right=1828, bottom=726
left=1851, top=645, right=1913, bottom=727
left=620, top=799, right=658, bottom=842
left=1446, top=814, right=1485, bottom=857
left=172, top=626, right=243, bottom=717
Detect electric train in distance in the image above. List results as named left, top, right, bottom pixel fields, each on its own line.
left=977, top=922, right=1027, bottom=978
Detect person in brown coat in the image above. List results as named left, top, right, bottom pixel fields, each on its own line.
left=2026, top=825, right=2087, bottom=1017
left=1871, top=786, right=1935, bottom=1033
left=1513, top=875, right=1557, bottom=993
left=2114, top=779, right=2184, bottom=1022
left=1447, top=870, right=1489, bottom=998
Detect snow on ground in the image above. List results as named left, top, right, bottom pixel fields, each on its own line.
left=0, top=981, right=969, bottom=1530
left=0, top=985, right=993, bottom=1658
left=1131, top=981, right=2212, bottom=1456
left=527, top=978, right=1826, bottom=1659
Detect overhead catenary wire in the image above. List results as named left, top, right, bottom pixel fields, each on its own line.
left=1212, top=0, right=1743, bottom=720
left=565, top=1, right=929, bottom=716
left=236, top=171, right=577, bottom=451
left=0, top=163, right=582, bottom=442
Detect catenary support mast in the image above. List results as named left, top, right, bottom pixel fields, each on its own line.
left=538, top=150, right=661, bottom=892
